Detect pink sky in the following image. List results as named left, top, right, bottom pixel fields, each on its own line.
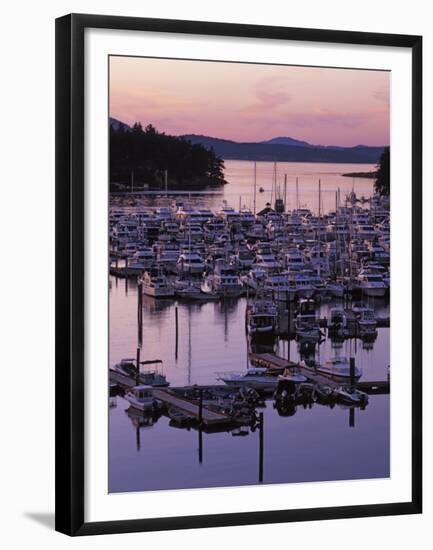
left=109, top=56, right=389, bottom=147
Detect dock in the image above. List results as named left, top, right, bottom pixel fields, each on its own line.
left=153, top=389, right=233, bottom=426
left=250, top=352, right=389, bottom=395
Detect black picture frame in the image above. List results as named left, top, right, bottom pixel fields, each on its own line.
left=55, top=13, right=422, bottom=536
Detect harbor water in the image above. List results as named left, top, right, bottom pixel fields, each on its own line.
left=109, top=160, right=390, bottom=493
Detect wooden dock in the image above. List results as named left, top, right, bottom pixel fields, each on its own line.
left=153, top=389, right=233, bottom=426
left=250, top=353, right=390, bottom=395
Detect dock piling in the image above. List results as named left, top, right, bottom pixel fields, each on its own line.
left=258, top=412, right=264, bottom=483
left=136, top=347, right=141, bottom=386
left=349, top=407, right=355, bottom=428
left=198, top=389, right=203, bottom=426
left=175, top=306, right=179, bottom=360
left=198, top=427, right=203, bottom=464
left=350, top=357, right=356, bottom=387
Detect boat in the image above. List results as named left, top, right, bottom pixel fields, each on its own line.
left=167, top=407, right=196, bottom=426
left=111, top=358, right=170, bottom=387
left=291, top=272, right=316, bottom=299
left=253, top=251, right=281, bottom=272
left=328, top=307, right=349, bottom=337
left=241, top=268, right=267, bottom=292
left=295, top=299, right=322, bottom=342
left=307, top=356, right=362, bottom=381
left=357, top=269, right=387, bottom=297
left=124, top=385, right=158, bottom=412
left=176, top=250, right=206, bottom=275
left=247, top=297, right=278, bottom=338
left=139, top=269, right=174, bottom=298
left=263, top=273, right=297, bottom=302
left=277, top=368, right=308, bottom=383
left=332, top=386, right=368, bottom=406
left=216, top=368, right=279, bottom=390
left=126, top=248, right=155, bottom=274
left=352, top=303, right=377, bottom=333
left=174, top=279, right=218, bottom=301
left=284, top=248, right=304, bottom=271
left=202, top=259, right=243, bottom=297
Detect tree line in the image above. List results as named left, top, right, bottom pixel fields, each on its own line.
left=110, top=122, right=226, bottom=190
left=374, top=146, right=390, bottom=196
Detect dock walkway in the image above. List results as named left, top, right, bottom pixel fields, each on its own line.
left=250, top=353, right=390, bottom=394
left=153, top=389, right=232, bottom=426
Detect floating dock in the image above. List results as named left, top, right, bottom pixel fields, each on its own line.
left=153, top=389, right=232, bottom=426
left=250, top=353, right=389, bottom=394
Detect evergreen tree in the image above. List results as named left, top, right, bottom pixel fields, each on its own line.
left=109, top=123, right=226, bottom=190
left=374, top=146, right=390, bottom=196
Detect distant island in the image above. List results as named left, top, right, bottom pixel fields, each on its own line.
left=182, top=134, right=385, bottom=164
left=110, top=120, right=226, bottom=191
left=342, top=171, right=378, bottom=179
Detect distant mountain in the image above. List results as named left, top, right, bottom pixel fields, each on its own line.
left=109, top=117, right=130, bottom=131
left=182, top=134, right=385, bottom=164
left=260, top=136, right=312, bottom=147
left=259, top=136, right=348, bottom=150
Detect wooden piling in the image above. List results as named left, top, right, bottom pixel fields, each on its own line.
left=137, top=280, right=143, bottom=345
left=349, top=407, right=355, bottom=428
left=198, top=389, right=203, bottom=426
left=258, top=412, right=264, bottom=483
left=136, top=426, right=141, bottom=451
left=198, top=427, right=203, bottom=464
left=135, top=347, right=141, bottom=386
left=350, top=357, right=355, bottom=387
left=175, top=306, right=179, bottom=360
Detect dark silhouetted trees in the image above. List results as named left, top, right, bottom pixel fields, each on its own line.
left=374, top=146, right=390, bottom=196
left=110, top=122, right=226, bottom=190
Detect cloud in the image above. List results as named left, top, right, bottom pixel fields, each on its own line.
left=241, top=77, right=291, bottom=115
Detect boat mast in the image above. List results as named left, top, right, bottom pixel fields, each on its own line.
left=284, top=173, right=287, bottom=212
left=296, top=177, right=299, bottom=210
left=318, top=179, right=322, bottom=243
left=253, top=162, right=257, bottom=216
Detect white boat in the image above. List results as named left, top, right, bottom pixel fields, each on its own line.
left=332, top=386, right=368, bottom=406
left=176, top=251, right=206, bottom=274
left=263, top=273, right=297, bottom=302
left=126, top=248, right=155, bottom=274
left=291, top=272, right=316, bottom=299
left=295, top=299, right=322, bottom=341
left=241, top=268, right=267, bottom=292
left=284, top=248, right=304, bottom=271
left=357, top=270, right=387, bottom=297
left=309, top=357, right=362, bottom=381
left=203, top=259, right=243, bottom=297
left=232, top=248, right=255, bottom=270
left=217, top=368, right=278, bottom=390
left=357, top=307, right=377, bottom=333
left=216, top=202, right=241, bottom=223
left=124, top=385, right=157, bottom=412
left=111, top=358, right=169, bottom=387
left=253, top=252, right=281, bottom=271
left=277, top=368, right=308, bottom=383
left=174, top=279, right=218, bottom=301
left=139, top=269, right=174, bottom=298
left=247, top=298, right=277, bottom=336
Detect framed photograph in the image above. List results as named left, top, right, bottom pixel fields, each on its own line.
left=55, top=13, right=422, bottom=536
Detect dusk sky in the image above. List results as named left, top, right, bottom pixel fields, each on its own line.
left=109, top=56, right=390, bottom=147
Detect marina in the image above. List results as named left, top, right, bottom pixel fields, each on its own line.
left=109, top=160, right=390, bottom=493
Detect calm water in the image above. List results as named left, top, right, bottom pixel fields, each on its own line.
left=109, top=160, right=389, bottom=493
left=130, top=160, right=377, bottom=214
